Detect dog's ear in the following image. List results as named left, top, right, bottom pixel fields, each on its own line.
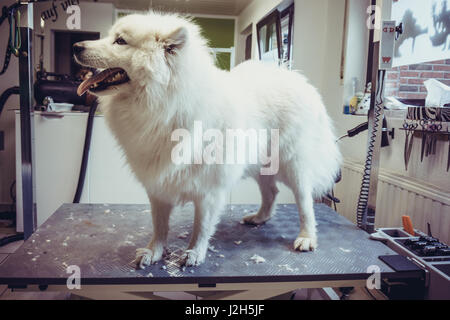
left=165, top=27, right=188, bottom=55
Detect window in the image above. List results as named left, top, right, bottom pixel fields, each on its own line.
left=245, top=33, right=252, bottom=61
left=280, top=4, right=295, bottom=64
left=256, top=4, right=294, bottom=66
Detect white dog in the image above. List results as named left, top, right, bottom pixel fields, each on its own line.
left=74, top=11, right=342, bottom=267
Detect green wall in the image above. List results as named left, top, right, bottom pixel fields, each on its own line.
left=192, top=17, right=235, bottom=49
left=193, top=18, right=235, bottom=71
left=116, top=12, right=235, bottom=70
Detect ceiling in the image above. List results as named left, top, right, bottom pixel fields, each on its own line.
left=93, top=0, right=254, bottom=16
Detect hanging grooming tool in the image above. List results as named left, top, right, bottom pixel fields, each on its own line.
left=420, top=120, right=428, bottom=162
left=337, top=122, right=369, bottom=141
left=8, top=7, right=20, bottom=57
left=403, top=122, right=417, bottom=171
left=425, top=122, right=434, bottom=158
left=381, top=116, right=395, bottom=147
left=447, top=128, right=450, bottom=172
left=0, top=2, right=20, bottom=76
left=430, top=123, right=442, bottom=155
left=426, top=133, right=431, bottom=157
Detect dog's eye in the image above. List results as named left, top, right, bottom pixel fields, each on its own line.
left=165, top=44, right=176, bottom=55
left=114, top=37, right=127, bottom=45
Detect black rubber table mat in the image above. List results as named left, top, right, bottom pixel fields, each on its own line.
left=0, top=204, right=401, bottom=286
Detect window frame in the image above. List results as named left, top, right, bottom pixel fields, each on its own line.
left=256, top=9, right=283, bottom=61
left=280, top=4, right=295, bottom=63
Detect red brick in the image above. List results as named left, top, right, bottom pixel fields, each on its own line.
left=400, top=66, right=409, bottom=70
left=420, top=86, right=428, bottom=92
left=387, top=72, right=399, bottom=80
left=385, top=81, right=398, bottom=88
left=409, top=64, right=433, bottom=71
left=430, top=60, right=446, bottom=64
left=400, top=78, right=408, bottom=84
left=441, top=79, right=450, bottom=86
left=408, top=78, right=424, bottom=85
left=420, top=72, right=445, bottom=78
left=399, top=85, right=419, bottom=92
left=446, top=73, right=450, bottom=79
left=398, top=92, right=427, bottom=99
left=400, top=71, right=420, bottom=77
left=433, top=65, right=450, bottom=72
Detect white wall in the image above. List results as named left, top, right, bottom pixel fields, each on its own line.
left=342, top=0, right=370, bottom=101
left=33, top=2, right=114, bottom=72
left=0, top=0, right=20, bottom=206
left=289, top=0, right=367, bottom=163
left=322, top=0, right=372, bottom=165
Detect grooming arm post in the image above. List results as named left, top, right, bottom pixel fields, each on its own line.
left=363, top=41, right=384, bottom=233
left=359, top=20, right=397, bottom=233
left=18, top=3, right=35, bottom=239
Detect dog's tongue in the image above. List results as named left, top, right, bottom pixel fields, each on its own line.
left=77, top=68, right=121, bottom=96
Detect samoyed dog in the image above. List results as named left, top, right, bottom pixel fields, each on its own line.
left=74, top=11, right=341, bottom=267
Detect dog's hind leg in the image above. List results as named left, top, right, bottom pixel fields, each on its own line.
left=136, top=197, right=173, bottom=269
left=242, top=175, right=279, bottom=225
left=183, top=192, right=226, bottom=266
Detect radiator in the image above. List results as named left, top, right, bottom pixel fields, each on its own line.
left=335, top=160, right=450, bottom=244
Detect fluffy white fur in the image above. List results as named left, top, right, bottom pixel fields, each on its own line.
left=74, top=11, right=342, bottom=267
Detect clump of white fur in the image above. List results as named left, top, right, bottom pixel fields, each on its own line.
left=78, top=11, right=342, bottom=267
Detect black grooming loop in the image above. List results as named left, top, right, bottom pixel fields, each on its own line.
left=0, top=3, right=20, bottom=76
left=399, top=119, right=450, bottom=172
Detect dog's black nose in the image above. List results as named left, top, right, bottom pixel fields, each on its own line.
left=73, top=43, right=85, bottom=55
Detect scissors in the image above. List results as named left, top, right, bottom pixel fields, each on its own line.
left=447, top=127, right=450, bottom=172
left=419, top=120, right=428, bottom=162
left=428, top=122, right=442, bottom=155
left=403, top=122, right=418, bottom=171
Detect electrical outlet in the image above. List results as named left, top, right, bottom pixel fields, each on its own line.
left=0, top=131, right=4, bottom=151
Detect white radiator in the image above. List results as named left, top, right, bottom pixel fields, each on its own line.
left=335, top=160, right=450, bottom=244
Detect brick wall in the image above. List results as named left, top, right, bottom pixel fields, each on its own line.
left=385, top=59, right=450, bottom=100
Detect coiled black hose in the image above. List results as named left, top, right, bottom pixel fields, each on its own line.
left=356, top=70, right=386, bottom=230
left=0, top=3, right=21, bottom=76
left=73, top=99, right=98, bottom=203
left=0, top=86, right=21, bottom=247
left=0, top=86, right=19, bottom=116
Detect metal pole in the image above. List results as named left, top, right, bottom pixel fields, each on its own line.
left=362, top=42, right=384, bottom=234
left=18, top=3, right=35, bottom=239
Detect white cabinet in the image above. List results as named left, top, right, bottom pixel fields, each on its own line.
left=16, top=111, right=295, bottom=232
left=15, top=111, right=147, bottom=232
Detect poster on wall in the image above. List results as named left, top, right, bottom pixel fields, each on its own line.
left=392, top=0, right=449, bottom=67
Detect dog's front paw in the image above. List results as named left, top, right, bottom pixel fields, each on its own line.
left=242, top=213, right=270, bottom=225
left=293, top=234, right=318, bottom=252
left=135, top=246, right=163, bottom=269
left=181, top=249, right=206, bottom=267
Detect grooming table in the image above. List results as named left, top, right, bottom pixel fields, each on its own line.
left=0, top=204, right=423, bottom=300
